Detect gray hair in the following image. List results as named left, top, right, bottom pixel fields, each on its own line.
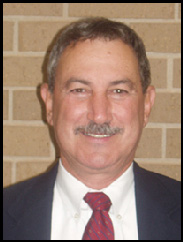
left=47, top=17, right=151, bottom=93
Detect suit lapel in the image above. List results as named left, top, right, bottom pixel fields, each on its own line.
left=133, top=162, right=180, bottom=240
left=7, top=163, right=58, bottom=240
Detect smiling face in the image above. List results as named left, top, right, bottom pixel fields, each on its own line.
left=41, top=38, right=155, bottom=184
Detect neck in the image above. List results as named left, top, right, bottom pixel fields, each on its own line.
left=61, top=157, right=133, bottom=190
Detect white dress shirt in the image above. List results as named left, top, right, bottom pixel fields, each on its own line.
left=51, top=159, right=138, bottom=240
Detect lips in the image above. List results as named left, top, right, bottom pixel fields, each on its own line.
left=84, top=134, right=112, bottom=138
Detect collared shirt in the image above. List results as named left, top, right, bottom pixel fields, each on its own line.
left=51, top=159, right=138, bottom=240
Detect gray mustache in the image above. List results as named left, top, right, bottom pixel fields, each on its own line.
left=75, top=121, right=123, bottom=136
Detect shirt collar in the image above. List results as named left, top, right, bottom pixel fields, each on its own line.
left=103, top=162, right=134, bottom=216
left=55, top=159, right=134, bottom=216
left=55, top=159, right=88, bottom=216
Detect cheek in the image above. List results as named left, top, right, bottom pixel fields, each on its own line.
left=53, top=96, right=87, bottom=133
left=113, top=98, right=144, bottom=129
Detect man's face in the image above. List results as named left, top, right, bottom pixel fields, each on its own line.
left=42, top=39, right=155, bottom=176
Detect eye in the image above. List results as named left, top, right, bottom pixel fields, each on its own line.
left=108, top=89, right=129, bottom=99
left=113, top=89, right=128, bottom=94
left=69, top=88, right=92, bottom=97
left=70, top=88, right=86, bottom=93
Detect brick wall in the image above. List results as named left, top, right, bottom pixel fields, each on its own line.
left=3, top=3, right=181, bottom=187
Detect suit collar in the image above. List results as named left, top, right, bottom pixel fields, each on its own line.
left=133, top=162, right=180, bottom=240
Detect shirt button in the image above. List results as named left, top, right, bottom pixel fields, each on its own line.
left=117, top=214, right=122, bottom=220
left=74, top=213, right=79, bottom=219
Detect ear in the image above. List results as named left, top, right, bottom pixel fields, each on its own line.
left=40, top=83, right=54, bottom=126
left=143, top=85, right=156, bottom=127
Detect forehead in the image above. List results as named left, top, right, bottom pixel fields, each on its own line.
left=61, top=38, right=138, bottom=64
left=55, top=38, right=140, bottom=86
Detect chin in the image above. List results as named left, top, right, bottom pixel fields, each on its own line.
left=80, top=153, right=114, bottom=171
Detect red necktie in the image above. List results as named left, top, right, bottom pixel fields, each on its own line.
left=82, top=192, right=114, bottom=240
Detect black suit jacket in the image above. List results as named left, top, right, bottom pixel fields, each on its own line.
left=3, top=162, right=181, bottom=240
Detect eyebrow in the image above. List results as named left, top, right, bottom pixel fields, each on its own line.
left=109, top=79, right=137, bottom=90
left=63, top=78, right=91, bottom=89
left=63, top=78, right=136, bottom=90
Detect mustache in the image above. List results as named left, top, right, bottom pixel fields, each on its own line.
left=74, top=121, right=123, bottom=136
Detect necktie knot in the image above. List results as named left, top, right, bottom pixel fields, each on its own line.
left=83, top=192, right=114, bottom=240
left=84, top=192, right=112, bottom=212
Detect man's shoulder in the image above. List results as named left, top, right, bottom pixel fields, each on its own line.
left=134, top=161, right=181, bottom=183
left=134, top=162, right=181, bottom=239
left=3, top=162, right=58, bottom=209
left=4, top=174, right=43, bottom=203
left=3, top=163, right=58, bottom=240
left=133, top=161, right=181, bottom=201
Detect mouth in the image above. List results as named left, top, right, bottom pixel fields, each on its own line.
left=81, top=133, right=116, bottom=144
left=84, top=134, right=112, bottom=138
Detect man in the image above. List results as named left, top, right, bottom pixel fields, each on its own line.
left=3, top=17, right=181, bottom=240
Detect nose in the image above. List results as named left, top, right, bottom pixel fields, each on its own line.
left=87, top=92, right=112, bottom=124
